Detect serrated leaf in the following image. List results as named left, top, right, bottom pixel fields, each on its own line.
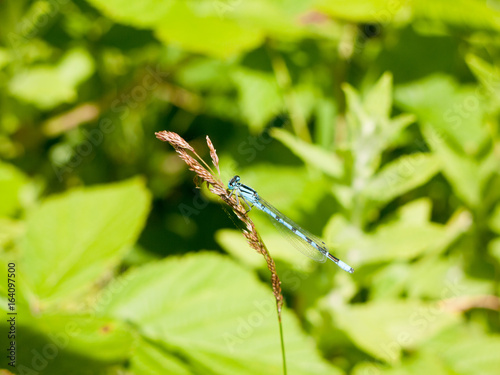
left=364, top=153, right=440, bottom=204
left=271, top=128, right=344, bottom=178
left=98, top=253, right=341, bottom=375
left=332, top=300, right=461, bottom=363
left=20, top=178, right=151, bottom=305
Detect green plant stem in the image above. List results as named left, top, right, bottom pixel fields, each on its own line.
left=277, top=301, right=287, bottom=375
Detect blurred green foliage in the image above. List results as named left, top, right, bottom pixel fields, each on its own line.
left=1, top=0, right=500, bottom=374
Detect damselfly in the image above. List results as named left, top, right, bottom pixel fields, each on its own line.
left=227, top=176, right=354, bottom=273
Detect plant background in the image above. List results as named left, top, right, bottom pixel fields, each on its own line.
left=1, top=0, right=500, bottom=374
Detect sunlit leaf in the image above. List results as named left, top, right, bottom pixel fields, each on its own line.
left=364, top=153, right=440, bottom=204
left=0, top=162, right=27, bottom=217
left=465, top=54, right=500, bottom=108
left=271, top=128, right=344, bottom=178
left=316, top=0, right=408, bottom=23
left=489, top=203, right=500, bottom=234
left=13, top=314, right=136, bottom=374
left=395, top=198, right=432, bottom=224
left=20, top=178, right=151, bottom=305
left=343, top=74, right=415, bottom=183
left=233, top=69, right=283, bottom=132
left=326, top=214, right=446, bottom=266
left=489, top=238, right=500, bottom=264
left=413, top=0, right=500, bottom=31
left=84, top=0, right=313, bottom=58
left=154, top=3, right=264, bottom=58
left=332, top=300, right=461, bottom=363
left=395, top=75, right=488, bottom=156
left=98, top=253, right=341, bottom=375
left=9, top=49, right=94, bottom=109
left=216, top=228, right=313, bottom=270
left=424, top=325, right=500, bottom=375
left=130, top=338, right=193, bottom=375
left=365, top=72, right=393, bottom=120
left=421, top=124, right=481, bottom=207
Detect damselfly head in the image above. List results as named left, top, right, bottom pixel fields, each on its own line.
left=228, top=175, right=241, bottom=189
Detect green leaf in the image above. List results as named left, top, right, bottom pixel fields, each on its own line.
left=424, top=325, right=500, bottom=375
left=233, top=69, right=283, bottom=132
left=85, top=0, right=265, bottom=58
left=9, top=49, right=94, bottom=110
left=317, top=0, right=407, bottom=23
left=236, top=164, right=323, bottom=217
left=315, top=98, right=337, bottom=149
left=363, top=222, right=445, bottom=264
left=406, top=257, right=493, bottom=300
left=216, top=228, right=313, bottom=270
left=8, top=313, right=136, bottom=374
left=154, top=3, right=264, bottom=58
left=413, top=0, right=500, bottom=32
left=325, top=215, right=446, bottom=266
left=364, top=153, right=440, bottom=204
left=99, top=253, right=341, bottom=375
left=489, top=238, right=500, bottom=264
left=365, top=72, right=393, bottom=120
left=489, top=203, right=500, bottom=234
left=465, top=54, right=500, bottom=108
left=20, top=178, right=151, bottom=305
left=0, top=217, right=23, bottom=251
left=343, top=74, right=415, bottom=183
left=395, top=198, right=432, bottom=224
left=130, top=338, right=193, bottom=375
left=370, top=263, right=410, bottom=300
left=353, top=351, right=452, bottom=375
left=332, top=300, right=461, bottom=363
left=320, top=0, right=500, bottom=31
left=0, top=161, right=27, bottom=217
left=271, top=128, right=344, bottom=178
left=395, top=75, right=488, bottom=157
left=216, top=229, right=267, bottom=268
left=86, top=0, right=315, bottom=57
left=421, top=124, right=481, bottom=207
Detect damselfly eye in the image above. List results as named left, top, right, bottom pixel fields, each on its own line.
left=228, top=175, right=240, bottom=188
